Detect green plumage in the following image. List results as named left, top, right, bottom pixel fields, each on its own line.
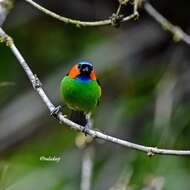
left=60, top=76, right=101, bottom=113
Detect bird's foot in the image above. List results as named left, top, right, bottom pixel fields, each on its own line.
left=59, top=114, right=67, bottom=124
left=51, top=105, right=62, bottom=119
left=82, top=123, right=90, bottom=136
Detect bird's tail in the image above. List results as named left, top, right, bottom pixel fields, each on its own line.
left=70, top=111, right=87, bottom=126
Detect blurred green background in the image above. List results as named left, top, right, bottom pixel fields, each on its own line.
left=1, top=0, right=190, bottom=189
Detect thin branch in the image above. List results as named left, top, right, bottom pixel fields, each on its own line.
left=133, top=0, right=140, bottom=16
left=118, top=0, right=130, bottom=5
left=24, top=0, right=190, bottom=43
left=1, top=28, right=190, bottom=156
left=144, top=2, right=190, bottom=45
left=24, top=0, right=138, bottom=27
left=115, top=3, right=122, bottom=17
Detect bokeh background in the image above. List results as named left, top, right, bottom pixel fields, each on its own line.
left=1, top=0, right=190, bottom=189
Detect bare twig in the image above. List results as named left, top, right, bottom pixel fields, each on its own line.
left=115, top=3, right=122, bottom=17
left=133, top=0, right=140, bottom=18
left=23, top=0, right=138, bottom=27
left=144, top=2, right=190, bottom=45
left=1, top=28, right=190, bottom=156
left=118, top=0, right=130, bottom=5
left=23, top=0, right=190, bottom=43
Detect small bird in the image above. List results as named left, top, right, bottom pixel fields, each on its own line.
left=60, top=61, right=101, bottom=131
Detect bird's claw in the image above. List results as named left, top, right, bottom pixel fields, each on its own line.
left=59, top=115, right=67, bottom=124
left=51, top=105, right=61, bottom=119
left=82, top=124, right=90, bottom=136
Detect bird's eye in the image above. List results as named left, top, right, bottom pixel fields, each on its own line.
left=77, top=64, right=81, bottom=70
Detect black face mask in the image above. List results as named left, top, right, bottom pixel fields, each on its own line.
left=79, top=64, right=93, bottom=76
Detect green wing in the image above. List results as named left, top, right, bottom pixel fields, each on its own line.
left=97, top=79, right=101, bottom=106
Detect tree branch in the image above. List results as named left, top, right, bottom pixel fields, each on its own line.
left=1, top=28, right=190, bottom=156
left=23, top=0, right=138, bottom=27
left=23, top=0, right=190, bottom=45
left=144, top=2, right=190, bottom=45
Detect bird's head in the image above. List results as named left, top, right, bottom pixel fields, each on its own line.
left=67, top=61, right=97, bottom=80
left=78, top=61, right=93, bottom=75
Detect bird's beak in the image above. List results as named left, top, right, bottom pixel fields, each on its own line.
left=82, top=67, right=89, bottom=72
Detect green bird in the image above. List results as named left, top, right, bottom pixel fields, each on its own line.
left=60, top=61, right=101, bottom=131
